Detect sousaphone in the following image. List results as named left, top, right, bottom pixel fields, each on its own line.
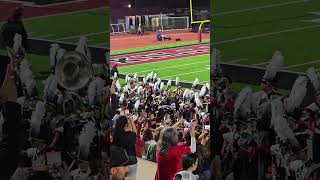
left=55, top=51, right=92, bottom=91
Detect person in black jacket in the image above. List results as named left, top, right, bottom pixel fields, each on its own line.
left=0, top=62, right=27, bottom=180
left=0, top=7, right=28, bottom=49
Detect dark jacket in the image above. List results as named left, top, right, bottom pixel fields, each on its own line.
left=0, top=20, right=28, bottom=49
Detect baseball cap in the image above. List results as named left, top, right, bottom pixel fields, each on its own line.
left=110, top=146, right=137, bottom=168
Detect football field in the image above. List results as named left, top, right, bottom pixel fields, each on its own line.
left=212, top=0, right=320, bottom=73
left=110, top=22, right=210, bottom=86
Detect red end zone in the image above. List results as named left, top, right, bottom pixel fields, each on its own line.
left=110, top=44, right=210, bottom=67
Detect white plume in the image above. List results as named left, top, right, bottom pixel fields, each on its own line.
left=123, top=85, right=128, bottom=93
left=16, top=96, right=25, bottom=106
left=195, top=92, right=203, bottom=108
left=137, top=86, right=143, bottom=95
left=263, top=50, right=284, bottom=80
left=150, top=72, right=154, bottom=80
left=157, top=78, right=161, bottom=84
left=153, top=73, right=157, bottom=80
left=167, top=80, right=171, bottom=87
left=233, top=87, right=253, bottom=119
left=154, top=81, right=159, bottom=91
left=30, top=101, right=45, bottom=137
left=49, top=43, right=60, bottom=70
left=119, top=93, right=125, bottom=104
left=183, top=89, right=189, bottom=100
left=20, top=58, right=31, bottom=69
left=143, top=78, right=147, bottom=85
left=146, top=73, right=150, bottom=81
left=134, top=100, right=140, bottom=111
left=306, top=67, right=320, bottom=91
left=88, top=79, right=97, bottom=106
left=133, top=73, right=137, bottom=80
left=175, top=77, right=180, bottom=86
left=125, top=75, right=130, bottom=84
left=56, top=48, right=67, bottom=64
left=286, top=76, right=308, bottom=113
left=114, top=72, right=118, bottom=80
left=199, top=85, right=207, bottom=97
left=116, top=80, right=121, bottom=92
left=75, top=36, right=91, bottom=60
left=43, top=74, right=58, bottom=101
left=95, top=77, right=105, bottom=98
left=160, top=82, right=164, bottom=92
left=192, top=78, right=199, bottom=88
left=13, top=33, right=22, bottom=54
left=271, top=98, right=298, bottom=145
left=20, top=63, right=37, bottom=97
left=206, top=83, right=210, bottom=91
left=78, top=121, right=96, bottom=159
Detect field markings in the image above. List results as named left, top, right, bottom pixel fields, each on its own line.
left=212, top=0, right=310, bottom=16
left=215, top=24, right=320, bottom=45
left=226, top=58, right=248, bottom=63
left=94, top=42, right=108, bottom=46
left=22, top=7, right=107, bottom=21
left=253, top=61, right=269, bottom=66
left=161, top=69, right=209, bottom=79
left=56, top=31, right=107, bottom=41
left=121, top=60, right=209, bottom=74
left=283, top=59, right=320, bottom=69
left=37, top=34, right=56, bottom=38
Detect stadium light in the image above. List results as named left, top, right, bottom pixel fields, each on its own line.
left=128, top=4, right=132, bottom=8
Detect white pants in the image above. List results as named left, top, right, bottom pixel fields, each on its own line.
left=128, top=163, right=137, bottom=180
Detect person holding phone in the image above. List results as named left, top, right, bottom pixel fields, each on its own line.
left=155, top=121, right=197, bottom=180
left=112, top=115, right=138, bottom=180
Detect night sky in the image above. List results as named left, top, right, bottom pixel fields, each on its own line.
left=110, top=0, right=209, bottom=8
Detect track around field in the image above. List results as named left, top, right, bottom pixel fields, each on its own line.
left=110, top=44, right=210, bottom=67
left=110, top=30, right=210, bottom=51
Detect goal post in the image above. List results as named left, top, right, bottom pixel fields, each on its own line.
left=110, top=23, right=126, bottom=34
left=153, top=16, right=190, bottom=31
left=189, top=0, right=210, bottom=43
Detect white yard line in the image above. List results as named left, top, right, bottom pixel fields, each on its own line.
left=22, top=7, right=106, bottom=21
left=37, top=34, right=56, bottom=38
left=122, top=61, right=209, bottom=75
left=283, top=59, right=320, bottom=69
left=215, top=24, right=320, bottom=45
left=308, top=12, right=320, bottom=15
left=56, top=31, right=107, bottom=41
left=226, top=58, right=248, bottom=63
left=300, top=19, right=320, bottom=23
left=161, top=69, right=208, bottom=79
left=253, top=61, right=269, bottom=66
left=212, top=0, right=310, bottom=16
left=94, top=42, right=107, bottom=46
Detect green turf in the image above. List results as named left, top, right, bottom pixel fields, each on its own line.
left=211, top=0, right=320, bottom=72
left=111, top=39, right=210, bottom=55
left=118, top=54, right=210, bottom=84
left=23, top=7, right=109, bottom=48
